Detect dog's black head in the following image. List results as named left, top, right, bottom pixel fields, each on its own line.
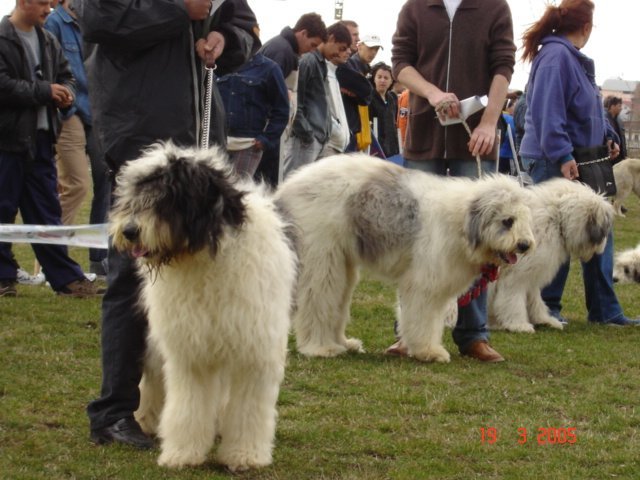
left=111, top=144, right=246, bottom=266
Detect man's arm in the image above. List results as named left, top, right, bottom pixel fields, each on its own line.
left=468, top=73, right=509, bottom=156
left=75, top=0, right=209, bottom=49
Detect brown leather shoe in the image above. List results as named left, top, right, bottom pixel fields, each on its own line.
left=462, top=340, right=505, bottom=362
left=385, top=339, right=409, bottom=357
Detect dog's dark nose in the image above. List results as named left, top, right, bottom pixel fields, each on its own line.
left=122, top=223, right=140, bottom=241
left=517, top=241, right=530, bottom=253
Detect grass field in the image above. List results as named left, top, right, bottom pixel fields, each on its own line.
left=1, top=194, right=640, bottom=480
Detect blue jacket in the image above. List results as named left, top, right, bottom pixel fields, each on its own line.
left=499, top=113, right=516, bottom=158
left=44, top=6, right=91, bottom=125
left=217, top=53, right=289, bottom=149
left=520, top=35, right=611, bottom=164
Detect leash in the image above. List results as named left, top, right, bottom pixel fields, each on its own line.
left=434, top=100, right=503, bottom=305
left=457, top=264, right=500, bottom=307
left=199, top=65, right=216, bottom=149
left=435, top=100, right=483, bottom=178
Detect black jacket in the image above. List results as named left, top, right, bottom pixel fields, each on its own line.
left=75, top=0, right=258, bottom=171
left=0, top=16, right=76, bottom=160
left=259, top=26, right=299, bottom=79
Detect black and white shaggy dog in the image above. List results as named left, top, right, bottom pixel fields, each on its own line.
left=488, top=179, right=615, bottom=332
left=275, top=154, right=535, bottom=363
left=109, top=142, right=296, bottom=471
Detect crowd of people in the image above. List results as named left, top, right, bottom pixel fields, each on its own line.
left=0, top=0, right=636, bottom=451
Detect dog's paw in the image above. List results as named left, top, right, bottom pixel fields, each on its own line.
left=535, top=316, right=564, bottom=330
left=411, top=344, right=451, bottom=363
left=217, top=449, right=272, bottom=472
left=135, top=411, right=159, bottom=435
left=504, top=322, right=536, bottom=333
left=298, top=343, right=347, bottom=357
left=344, top=337, right=365, bottom=353
left=157, top=448, right=206, bottom=469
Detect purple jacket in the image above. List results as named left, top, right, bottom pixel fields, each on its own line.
left=520, top=35, right=610, bottom=164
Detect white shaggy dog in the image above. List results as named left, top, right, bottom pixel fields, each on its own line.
left=613, top=158, right=640, bottom=216
left=488, top=179, right=614, bottom=332
left=110, top=143, right=296, bottom=471
left=275, top=154, right=535, bottom=363
left=613, top=244, right=640, bottom=284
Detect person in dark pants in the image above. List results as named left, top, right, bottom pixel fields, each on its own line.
left=44, top=0, right=111, bottom=277
left=76, top=0, right=260, bottom=449
left=0, top=0, right=103, bottom=299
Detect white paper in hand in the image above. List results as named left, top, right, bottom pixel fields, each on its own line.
left=439, top=95, right=488, bottom=126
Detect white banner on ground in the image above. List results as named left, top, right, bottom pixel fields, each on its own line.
left=0, top=224, right=108, bottom=249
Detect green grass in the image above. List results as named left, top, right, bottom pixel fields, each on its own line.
left=2, top=196, right=640, bottom=479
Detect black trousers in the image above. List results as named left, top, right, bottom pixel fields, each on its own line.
left=86, top=247, right=147, bottom=431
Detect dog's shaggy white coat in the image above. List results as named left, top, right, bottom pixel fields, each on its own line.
left=488, top=179, right=614, bottom=332
left=613, top=158, right=640, bottom=216
left=275, top=154, right=535, bottom=362
left=110, top=143, right=296, bottom=471
left=613, top=243, right=640, bottom=284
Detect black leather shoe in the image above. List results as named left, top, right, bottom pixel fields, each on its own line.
left=90, top=417, right=154, bottom=449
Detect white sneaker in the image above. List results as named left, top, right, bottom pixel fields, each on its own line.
left=16, top=269, right=46, bottom=286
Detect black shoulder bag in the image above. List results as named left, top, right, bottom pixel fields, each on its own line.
left=573, top=145, right=616, bottom=196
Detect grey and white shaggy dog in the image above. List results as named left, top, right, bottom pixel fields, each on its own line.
left=109, top=142, right=296, bottom=471
left=275, top=154, right=535, bottom=363
left=488, top=179, right=615, bottom=332
left=613, top=244, right=640, bottom=284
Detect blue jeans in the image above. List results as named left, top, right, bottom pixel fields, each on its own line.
left=526, top=157, right=625, bottom=323
left=403, top=157, right=493, bottom=352
left=0, top=132, right=85, bottom=290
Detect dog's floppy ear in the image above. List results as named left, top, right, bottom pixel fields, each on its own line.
left=586, top=211, right=611, bottom=246
left=156, top=155, right=246, bottom=256
left=465, top=197, right=484, bottom=250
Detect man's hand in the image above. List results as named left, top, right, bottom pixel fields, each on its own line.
left=561, top=159, right=579, bottom=181
left=468, top=120, right=496, bottom=157
left=607, top=139, right=620, bottom=160
left=51, top=84, right=73, bottom=108
left=430, top=90, right=460, bottom=121
left=195, top=31, right=225, bottom=68
left=185, top=0, right=211, bottom=20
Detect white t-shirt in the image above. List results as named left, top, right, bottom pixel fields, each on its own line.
left=444, top=0, right=463, bottom=20
left=325, top=62, right=349, bottom=152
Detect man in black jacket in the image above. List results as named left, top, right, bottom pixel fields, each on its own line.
left=76, top=0, right=260, bottom=448
left=0, top=0, right=103, bottom=298
left=255, top=12, right=327, bottom=186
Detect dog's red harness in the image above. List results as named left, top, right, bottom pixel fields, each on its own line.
left=457, top=264, right=500, bottom=307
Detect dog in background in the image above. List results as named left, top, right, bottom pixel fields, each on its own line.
left=613, top=244, right=640, bottom=284
left=613, top=158, right=640, bottom=216
left=110, top=142, right=296, bottom=471
left=275, top=154, right=534, bottom=363
left=488, top=179, right=614, bottom=332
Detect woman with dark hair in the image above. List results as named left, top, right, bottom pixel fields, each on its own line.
left=520, top=0, right=639, bottom=326
left=368, top=62, right=400, bottom=158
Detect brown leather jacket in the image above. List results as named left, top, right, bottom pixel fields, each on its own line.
left=391, top=0, right=515, bottom=161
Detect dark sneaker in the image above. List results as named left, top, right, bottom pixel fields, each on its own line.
left=57, top=278, right=105, bottom=298
left=90, top=417, right=154, bottom=449
left=550, top=311, right=569, bottom=325
left=604, top=316, right=640, bottom=327
left=0, top=280, right=17, bottom=297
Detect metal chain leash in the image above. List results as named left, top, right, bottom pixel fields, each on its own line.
left=199, top=65, right=216, bottom=149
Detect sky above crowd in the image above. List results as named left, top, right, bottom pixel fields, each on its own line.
left=0, top=0, right=637, bottom=90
